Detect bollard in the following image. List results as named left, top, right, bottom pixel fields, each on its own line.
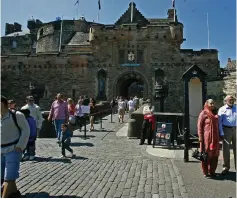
left=184, top=127, right=189, bottom=162
left=100, top=114, right=103, bottom=129
left=111, top=108, right=113, bottom=123
left=84, top=116, right=87, bottom=139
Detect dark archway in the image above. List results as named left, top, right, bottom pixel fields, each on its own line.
left=114, top=71, right=148, bottom=98
left=120, top=78, right=144, bottom=98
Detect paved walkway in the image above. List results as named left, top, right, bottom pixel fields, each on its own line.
left=17, top=114, right=188, bottom=198
left=17, top=113, right=236, bottom=198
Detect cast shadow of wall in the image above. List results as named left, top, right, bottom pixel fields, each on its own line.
left=24, top=192, right=81, bottom=198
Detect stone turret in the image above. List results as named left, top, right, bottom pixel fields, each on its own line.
left=5, top=22, right=22, bottom=35
left=27, top=19, right=43, bottom=34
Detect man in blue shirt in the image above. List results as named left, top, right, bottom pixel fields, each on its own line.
left=218, top=95, right=236, bottom=175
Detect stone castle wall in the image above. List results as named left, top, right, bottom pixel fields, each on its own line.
left=2, top=47, right=219, bottom=111
left=207, top=72, right=236, bottom=108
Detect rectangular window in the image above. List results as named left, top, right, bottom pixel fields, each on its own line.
left=72, top=89, right=76, bottom=98
left=119, top=50, right=125, bottom=64
left=137, top=50, right=144, bottom=63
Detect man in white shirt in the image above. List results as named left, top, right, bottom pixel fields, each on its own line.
left=218, top=95, right=236, bottom=175
left=21, top=96, right=43, bottom=136
left=1, top=96, right=30, bottom=197
left=140, top=99, right=154, bottom=145
left=128, top=97, right=135, bottom=118
left=133, top=96, right=139, bottom=110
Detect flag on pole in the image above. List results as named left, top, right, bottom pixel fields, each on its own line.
left=59, top=15, right=63, bottom=52
left=172, top=0, right=175, bottom=8
left=74, top=0, right=79, bottom=6
left=98, top=0, right=101, bottom=10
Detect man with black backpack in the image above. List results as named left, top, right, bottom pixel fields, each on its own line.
left=1, top=96, right=30, bottom=198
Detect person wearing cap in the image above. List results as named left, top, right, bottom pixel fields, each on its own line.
left=218, top=95, right=236, bottom=175
left=140, top=99, right=155, bottom=145
left=21, top=96, right=43, bottom=136
left=1, top=96, right=30, bottom=197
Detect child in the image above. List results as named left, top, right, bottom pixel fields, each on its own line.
left=60, top=123, right=75, bottom=158
left=20, top=109, right=37, bottom=161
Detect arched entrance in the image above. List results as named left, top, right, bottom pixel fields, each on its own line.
left=113, top=71, right=148, bottom=98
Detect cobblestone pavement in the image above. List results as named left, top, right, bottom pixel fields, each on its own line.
left=17, top=114, right=188, bottom=198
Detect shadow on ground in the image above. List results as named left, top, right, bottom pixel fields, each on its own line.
left=26, top=156, right=88, bottom=163
left=91, top=129, right=114, bottom=133
left=72, top=135, right=95, bottom=139
left=212, top=171, right=236, bottom=182
left=71, top=142, right=94, bottom=147
left=24, top=192, right=80, bottom=198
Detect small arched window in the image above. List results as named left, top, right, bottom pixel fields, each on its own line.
left=97, top=69, right=107, bottom=100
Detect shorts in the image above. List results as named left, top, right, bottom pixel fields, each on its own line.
left=1, top=150, right=22, bottom=181
left=119, top=109, right=125, bottom=115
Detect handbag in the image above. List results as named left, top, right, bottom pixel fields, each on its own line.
left=69, top=115, right=75, bottom=124
left=192, top=141, right=208, bottom=162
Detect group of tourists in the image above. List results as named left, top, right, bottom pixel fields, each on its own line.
left=138, top=95, right=236, bottom=179
left=1, top=95, right=42, bottom=197
left=197, top=95, right=236, bottom=178
left=1, top=93, right=97, bottom=197
left=110, top=96, right=143, bottom=122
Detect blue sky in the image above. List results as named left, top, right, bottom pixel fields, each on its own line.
left=1, top=0, right=236, bottom=67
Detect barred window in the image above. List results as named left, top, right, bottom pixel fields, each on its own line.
left=119, top=50, right=125, bottom=64
left=137, top=50, right=144, bottom=63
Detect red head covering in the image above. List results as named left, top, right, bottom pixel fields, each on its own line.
left=203, top=101, right=219, bottom=152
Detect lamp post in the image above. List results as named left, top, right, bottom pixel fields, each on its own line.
left=154, top=81, right=169, bottom=112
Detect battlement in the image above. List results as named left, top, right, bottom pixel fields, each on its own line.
left=5, top=22, right=22, bottom=35
left=180, top=49, right=218, bottom=61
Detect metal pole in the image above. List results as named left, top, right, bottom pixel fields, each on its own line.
left=84, top=116, right=86, bottom=139
left=207, top=13, right=210, bottom=49
left=100, top=113, right=103, bottom=129
left=111, top=108, right=113, bottom=123
left=160, top=97, right=164, bottom=112
left=184, top=127, right=189, bottom=162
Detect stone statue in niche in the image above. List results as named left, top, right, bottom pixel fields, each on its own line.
left=98, top=72, right=106, bottom=99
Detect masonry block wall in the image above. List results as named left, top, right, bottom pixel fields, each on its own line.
left=1, top=3, right=222, bottom=111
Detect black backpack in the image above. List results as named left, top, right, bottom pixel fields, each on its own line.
left=1, top=110, right=22, bottom=148
left=9, top=110, right=22, bottom=136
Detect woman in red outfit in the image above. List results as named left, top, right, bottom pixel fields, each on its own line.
left=197, top=99, right=220, bottom=178
left=67, top=98, right=75, bottom=115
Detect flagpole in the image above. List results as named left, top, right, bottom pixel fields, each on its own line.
left=97, top=11, right=99, bottom=22
left=77, top=2, right=79, bottom=19
left=173, top=0, right=175, bottom=22
left=207, top=13, right=210, bottom=49
left=59, top=15, right=63, bottom=52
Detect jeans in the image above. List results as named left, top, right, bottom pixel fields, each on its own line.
left=61, top=143, right=73, bottom=156
left=23, top=141, right=36, bottom=157
left=54, top=119, right=65, bottom=140
left=140, top=119, right=153, bottom=144
left=1, top=150, right=22, bottom=181
left=76, top=116, right=85, bottom=130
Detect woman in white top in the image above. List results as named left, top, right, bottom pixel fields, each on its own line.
left=128, top=97, right=135, bottom=118
left=118, top=97, right=126, bottom=123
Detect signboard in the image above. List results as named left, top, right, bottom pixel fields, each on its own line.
left=120, top=63, right=140, bottom=67
left=153, top=122, right=172, bottom=148
left=81, top=105, right=90, bottom=114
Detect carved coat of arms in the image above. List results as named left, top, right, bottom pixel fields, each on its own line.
left=128, top=51, right=135, bottom=61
